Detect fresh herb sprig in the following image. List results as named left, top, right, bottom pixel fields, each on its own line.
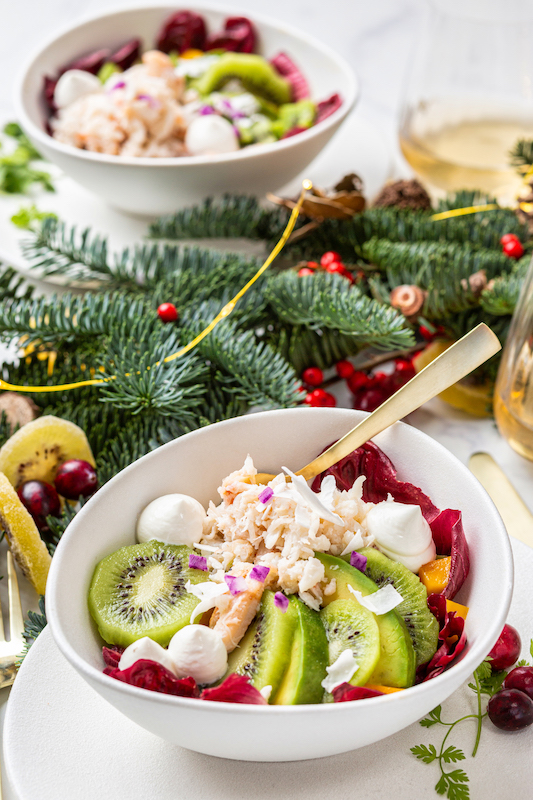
left=0, top=122, right=55, bottom=195
left=11, top=203, right=57, bottom=231
left=412, top=639, right=533, bottom=800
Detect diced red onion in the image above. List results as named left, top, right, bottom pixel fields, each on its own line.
left=258, top=487, right=274, bottom=504
left=109, top=81, right=126, bottom=91
left=136, top=94, right=160, bottom=107
left=200, top=105, right=215, bottom=115
left=250, top=565, right=270, bottom=583
left=189, top=553, right=208, bottom=571
left=274, top=592, right=289, bottom=612
left=224, top=574, right=248, bottom=595
left=350, top=551, right=367, bottom=572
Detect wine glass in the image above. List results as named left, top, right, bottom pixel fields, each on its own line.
left=399, top=0, right=533, bottom=201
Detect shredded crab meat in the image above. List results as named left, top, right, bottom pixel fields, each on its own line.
left=198, top=457, right=375, bottom=609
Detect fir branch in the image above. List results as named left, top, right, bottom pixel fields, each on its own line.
left=480, top=258, right=529, bottom=317
left=509, top=139, right=533, bottom=171
left=44, top=501, right=82, bottom=555
left=19, top=595, right=47, bottom=662
left=0, top=264, right=34, bottom=302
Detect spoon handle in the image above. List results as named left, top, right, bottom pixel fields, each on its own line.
left=296, top=323, right=501, bottom=482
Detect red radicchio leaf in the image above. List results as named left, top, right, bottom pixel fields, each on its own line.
left=332, top=683, right=384, bottom=702
left=102, top=645, right=124, bottom=669
left=282, top=126, right=307, bottom=139
left=416, top=594, right=467, bottom=682
left=43, top=76, right=58, bottom=113
left=201, top=673, right=267, bottom=704
left=205, top=17, right=256, bottom=53
left=312, top=441, right=469, bottom=599
left=270, top=52, right=310, bottom=101
left=315, top=93, right=343, bottom=123
left=106, top=659, right=200, bottom=697
left=63, top=48, right=111, bottom=76
left=157, top=11, right=207, bottom=54
left=110, top=38, right=142, bottom=71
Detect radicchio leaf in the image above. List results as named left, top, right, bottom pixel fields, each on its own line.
left=312, top=441, right=469, bottom=598
left=315, top=93, right=343, bottom=123
left=205, top=17, right=256, bottom=53
left=270, top=52, right=310, bottom=100
left=416, top=594, right=467, bottom=682
left=43, top=76, right=58, bottom=113
left=63, top=48, right=111, bottom=76
left=201, top=673, right=267, bottom=704
left=282, top=126, right=307, bottom=139
left=105, top=659, right=200, bottom=697
left=110, top=38, right=142, bottom=71
left=102, top=645, right=124, bottom=669
left=332, top=684, right=383, bottom=702
left=157, top=10, right=207, bottom=54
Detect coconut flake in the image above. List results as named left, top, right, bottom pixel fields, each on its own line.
left=224, top=575, right=248, bottom=596
left=340, top=530, right=365, bottom=556
left=281, top=467, right=344, bottom=526
left=185, top=580, right=229, bottom=623
left=260, top=685, right=273, bottom=701
left=193, top=542, right=219, bottom=553
left=347, top=583, right=403, bottom=614
left=321, top=649, right=359, bottom=692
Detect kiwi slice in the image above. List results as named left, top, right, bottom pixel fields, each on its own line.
left=358, top=547, right=440, bottom=667
left=194, top=53, right=292, bottom=105
left=226, top=590, right=297, bottom=697
left=0, top=415, right=95, bottom=489
left=88, top=541, right=207, bottom=648
left=273, top=596, right=328, bottom=705
left=271, top=100, right=316, bottom=138
left=320, top=599, right=380, bottom=696
left=317, top=553, right=416, bottom=688
left=0, top=471, right=51, bottom=595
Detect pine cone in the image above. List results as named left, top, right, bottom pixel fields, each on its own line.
left=460, top=269, right=487, bottom=298
left=373, top=179, right=431, bottom=211
left=389, top=284, right=427, bottom=318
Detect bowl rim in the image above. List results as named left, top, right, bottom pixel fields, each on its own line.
left=46, top=407, right=514, bottom=715
left=14, top=1, right=359, bottom=169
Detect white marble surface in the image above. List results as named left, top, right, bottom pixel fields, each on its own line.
left=1, top=1, right=532, bottom=797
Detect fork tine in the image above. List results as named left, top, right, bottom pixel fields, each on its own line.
left=7, top=552, right=23, bottom=645
left=0, top=562, right=5, bottom=644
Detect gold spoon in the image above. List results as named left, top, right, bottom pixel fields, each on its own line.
left=252, top=323, right=501, bottom=485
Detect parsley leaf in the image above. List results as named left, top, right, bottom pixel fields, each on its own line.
left=0, top=122, right=55, bottom=195
left=11, top=204, right=57, bottom=231
left=412, top=744, right=438, bottom=763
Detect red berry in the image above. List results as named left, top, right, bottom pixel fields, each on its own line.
left=503, top=666, right=533, bottom=700
left=157, top=302, right=179, bottom=322
left=341, top=269, right=354, bottom=283
left=306, top=261, right=319, bottom=269
left=320, top=251, right=342, bottom=267
left=18, top=480, right=61, bottom=532
left=487, top=624, right=522, bottom=671
left=305, top=388, right=328, bottom=407
left=54, top=459, right=98, bottom=500
left=302, top=366, right=324, bottom=386
left=419, top=325, right=435, bottom=342
left=488, top=688, right=533, bottom=731
left=322, top=391, right=337, bottom=407
left=502, top=239, right=524, bottom=259
left=304, top=392, right=314, bottom=405
left=347, top=370, right=369, bottom=394
left=372, top=371, right=389, bottom=384
left=354, top=388, right=386, bottom=412
left=325, top=261, right=344, bottom=275
left=395, top=357, right=415, bottom=376
left=298, top=268, right=314, bottom=277
left=336, top=360, right=355, bottom=379
left=500, top=233, right=519, bottom=246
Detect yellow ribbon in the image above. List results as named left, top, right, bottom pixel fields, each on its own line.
left=0, top=180, right=312, bottom=394
left=431, top=204, right=498, bottom=221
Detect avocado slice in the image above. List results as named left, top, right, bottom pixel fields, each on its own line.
left=316, top=553, right=416, bottom=688
left=273, top=596, right=328, bottom=705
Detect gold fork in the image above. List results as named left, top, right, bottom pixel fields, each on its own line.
left=0, top=550, right=24, bottom=688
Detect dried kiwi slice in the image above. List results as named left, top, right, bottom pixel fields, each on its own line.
left=88, top=541, right=207, bottom=648
left=359, top=547, right=440, bottom=667
left=194, top=53, right=292, bottom=105
left=320, top=599, right=381, bottom=696
left=226, top=590, right=297, bottom=697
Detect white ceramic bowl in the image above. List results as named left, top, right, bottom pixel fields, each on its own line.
left=46, top=408, right=513, bottom=762
left=15, top=5, right=358, bottom=216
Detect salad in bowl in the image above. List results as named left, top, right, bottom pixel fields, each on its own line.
left=45, top=409, right=512, bottom=761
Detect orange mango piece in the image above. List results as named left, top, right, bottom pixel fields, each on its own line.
left=446, top=599, right=469, bottom=621
left=365, top=684, right=404, bottom=695
left=419, top=557, right=451, bottom=594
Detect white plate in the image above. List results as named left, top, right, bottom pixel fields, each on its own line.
left=0, top=112, right=390, bottom=278
left=4, top=537, right=533, bottom=800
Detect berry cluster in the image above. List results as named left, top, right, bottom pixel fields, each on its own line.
left=500, top=233, right=524, bottom=260
left=297, top=250, right=357, bottom=282
left=18, top=459, right=98, bottom=543
left=485, top=624, right=533, bottom=731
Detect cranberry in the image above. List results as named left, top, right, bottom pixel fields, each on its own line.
left=54, top=459, right=98, bottom=500
left=502, top=239, right=524, bottom=259
left=503, top=666, right=533, bottom=700
left=419, top=325, right=435, bottom=342
left=395, top=357, right=415, bottom=377
left=487, top=624, right=522, bottom=671
left=322, top=391, right=337, bottom=407
left=500, top=233, right=519, bottom=246
left=18, top=480, right=61, bottom=531
left=325, top=262, right=344, bottom=275
left=157, top=302, right=179, bottom=322
left=298, top=267, right=314, bottom=277
left=336, top=360, right=355, bottom=379
left=488, top=688, right=533, bottom=731
left=302, top=367, right=324, bottom=386
left=347, top=370, right=369, bottom=394
left=305, top=388, right=328, bottom=407
left=320, top=251, right=342, bottom=267
left=306, top=261, right=319, bottom=269
left=354, top=388, right=386, bottom=412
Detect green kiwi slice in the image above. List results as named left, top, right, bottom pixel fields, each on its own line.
left=273, top=596, right=328, bottom=705
left=358, top=547, right=440, bottom=668
left=226, top=590, right=297, bottom=697
left=320, top=599, right=380, bottom=697
left=88, top=541, right=207, bottom=648
left=317, top=553, right=416, bottom=688
left=194, top=53, right=292, bottom=105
